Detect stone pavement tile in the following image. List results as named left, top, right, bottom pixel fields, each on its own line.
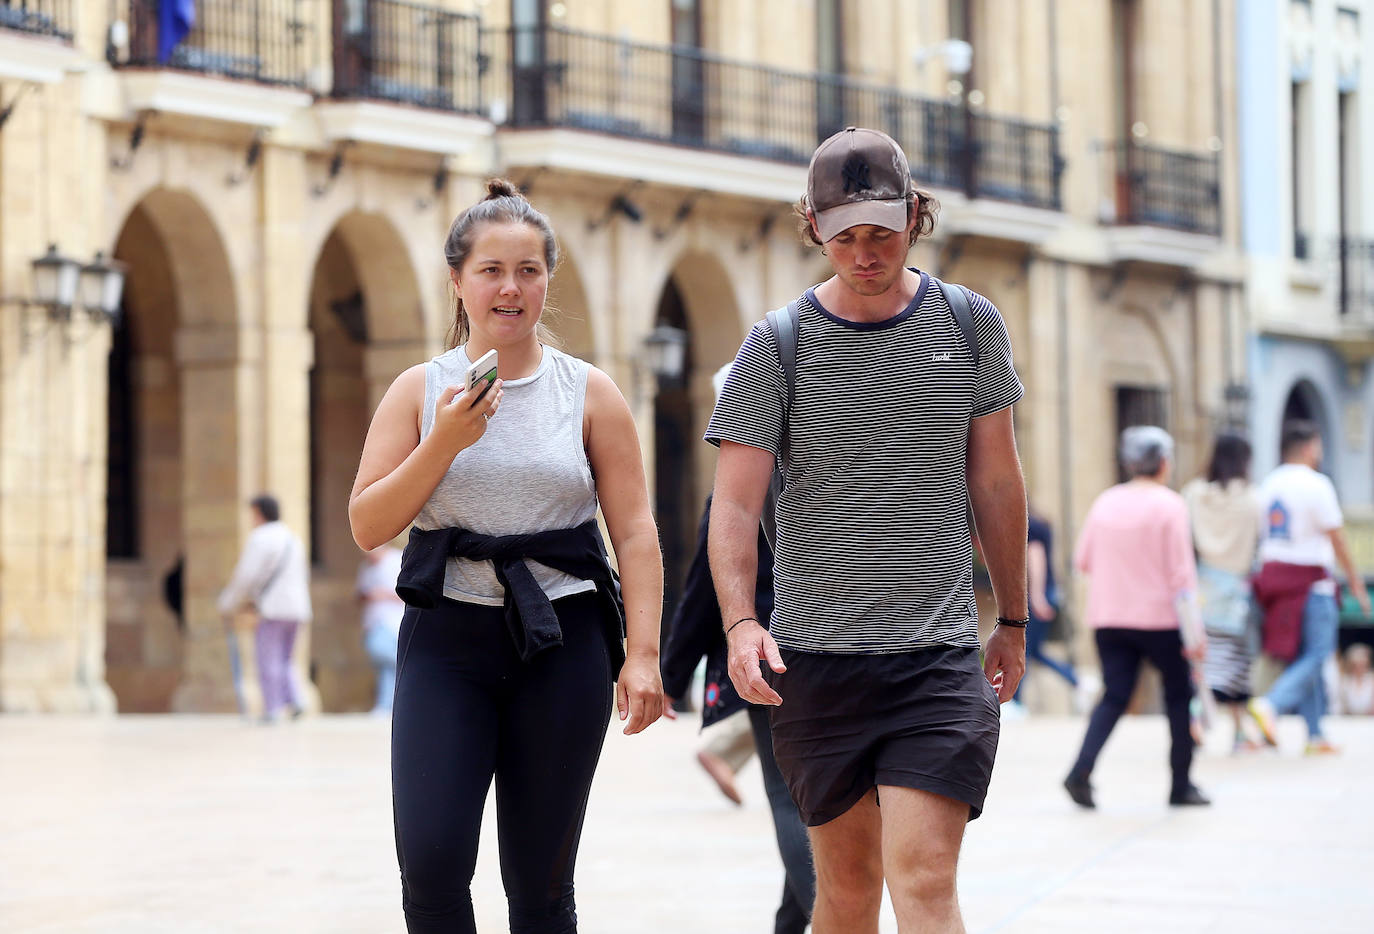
left=1, top=713, right=1371, bottom=933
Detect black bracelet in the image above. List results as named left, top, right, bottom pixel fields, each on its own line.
left=725, top=616, right=757, bottom=635
left=996, top=616, right=1030, bottom=629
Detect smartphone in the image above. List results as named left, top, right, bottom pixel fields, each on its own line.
left=463, top=348, right=498, bottom=402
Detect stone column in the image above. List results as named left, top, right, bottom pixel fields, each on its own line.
left=1022, top=255, right=1064, bottom=521
left=364, top=340, right=430, bottom=414
left=257, top=144, right=321, bottom=713
left=170, top=324, right=260, bottom=713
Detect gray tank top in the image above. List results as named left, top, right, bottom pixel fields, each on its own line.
left=415, top=345, right=599, bottom=605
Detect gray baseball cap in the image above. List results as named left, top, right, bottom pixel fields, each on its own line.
left=806, top=127, right=913, bottom=242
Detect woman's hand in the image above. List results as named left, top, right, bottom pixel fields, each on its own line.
left=616, top=655, right=664, bottom=735
left=431, top=381, right=503, bottom=455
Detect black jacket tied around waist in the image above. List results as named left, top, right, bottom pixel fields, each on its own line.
left=397, top=520, right=626, bottom=678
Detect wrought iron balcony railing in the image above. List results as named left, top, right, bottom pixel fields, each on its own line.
left=114, top=0, right=325, bottom=89
left=0, top=0, right=73, bottom=40
left=486, top=25, right=1062, bottom=211
left=1102, top=140, right=1221, bottom=236
left=1340, top=236, right=1374, bottom=322
left=331, top=0, right=483, bottom=114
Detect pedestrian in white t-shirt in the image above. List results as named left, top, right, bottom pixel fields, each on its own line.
left=357, top=544, right=405, bottom=715
left=1248, top=421, right=1370, bottom=754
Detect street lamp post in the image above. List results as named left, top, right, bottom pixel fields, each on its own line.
left=1223, top=381, right=1250, bottom=433
left=5, top=245, right=127, bottom=335
left=79, top=252, right=129, bottom=325
left=641, top=324, right=689, bottom=386
left=31, top=243, right=81, bottom=319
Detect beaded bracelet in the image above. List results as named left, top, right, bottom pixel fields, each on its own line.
left=996, top=616, right=1030, bottom=629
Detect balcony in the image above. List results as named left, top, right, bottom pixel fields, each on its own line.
left=111, top=0, right=324, bottom=127
left=1341, top=237, right=1374, bottom=324
left=319, top=0, right=492, bottom=155
left=1097, top=140, right=1222, bottom=266
left=1101, top=140, right=1221, bottom=235
left=0, top=0, right=70, bottom=39
left=332, top=0, right=483, bottom=113
left=1, top=1, right=81, bottom=83
left=485, top=24, right=1061, bottom=210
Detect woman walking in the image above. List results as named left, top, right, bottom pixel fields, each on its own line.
left=1182, top=433, right=1262, bottom=751
left=349, top=179, right=665, bottom=932
left=1063, top=427, right=1210, bottom=809
left=1010, top=508, right=1079, bottom=710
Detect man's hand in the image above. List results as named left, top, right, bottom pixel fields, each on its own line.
left=726, top=620, right=785, bottom=706
left=1355, top=581, right=1372, bottom=619
left=616, top=656, right=664, bottom=735
left=983, top=625, right=1026, bottom=703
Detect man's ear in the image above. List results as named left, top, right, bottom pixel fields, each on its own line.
left=807, top=210, right=823, bottom=243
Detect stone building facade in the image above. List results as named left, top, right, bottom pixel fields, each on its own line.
left=0, top=0, right=1243, bottom=712
left=1239, top=0, right=1374, bottom=570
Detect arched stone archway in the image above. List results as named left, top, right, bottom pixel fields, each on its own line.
left=650, top=250, right=744, bottom=620
left=104, top=189, right=251, bottom=713
left=306, top=212, right=426, bottom=711
left=547, top=248, right=596, bottom=363
left=1282, top=378, right=1338, bottom=484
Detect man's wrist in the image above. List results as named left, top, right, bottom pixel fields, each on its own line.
left=725, top=616, right=759, bottom=635
left=995, top=616, right=1030, bottom=629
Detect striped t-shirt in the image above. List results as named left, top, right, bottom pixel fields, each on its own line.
left=705, top=270, right=1023, bottom=654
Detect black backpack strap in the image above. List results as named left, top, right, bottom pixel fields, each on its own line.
left=760, top=299, right=801, bottom=553
left=937, top=277, right=980, bottom=370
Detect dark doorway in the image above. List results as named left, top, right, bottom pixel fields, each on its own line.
left=670, top=0, right=705, bottom=143
left=816, top=0, right=845, bottom=141
left=1114, top=384, right=1168, bottom=481
left=511, top=0, right=549, bottom=124
left=653, top=277, right=696, bottom=641
left=107, top=299, right=138, bottom=559
left=1282, top=384, right=1316, bottom=424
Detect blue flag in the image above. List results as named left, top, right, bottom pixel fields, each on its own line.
left=158, top=0, right=196, bottom=65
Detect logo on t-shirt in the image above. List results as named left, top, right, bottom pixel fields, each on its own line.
left=1267, top=499, right=1292, bottom=540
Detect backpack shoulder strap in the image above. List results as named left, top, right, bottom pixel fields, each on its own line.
left=764, top=299, right=801, bottom=427
left=937, top=277, right=980, bottom=370
left=760, top=299, right=801, bottom=554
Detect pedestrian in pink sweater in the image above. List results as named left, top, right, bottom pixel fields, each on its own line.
left=1063, top=426, right=1210, bottom=809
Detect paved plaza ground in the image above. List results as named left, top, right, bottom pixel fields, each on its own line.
left=1, top=711, right=1370, bottom=933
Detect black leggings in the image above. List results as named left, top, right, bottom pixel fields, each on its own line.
left=1069, top=627, right=1195, bottom=794
left=391, top=591, right=613, bottom=933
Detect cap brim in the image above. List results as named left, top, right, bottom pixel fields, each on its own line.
left=814, top=199, right=907, bottom=242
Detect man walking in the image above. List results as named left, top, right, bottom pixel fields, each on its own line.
left=1249, top=420, right=1370, bottom=753
left=218, top=493, right=313, bottom=722
left=706, top=127, right=1028, bottom=934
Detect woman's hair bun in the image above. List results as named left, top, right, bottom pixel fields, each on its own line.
left=484, top=177, right=522, bottom=201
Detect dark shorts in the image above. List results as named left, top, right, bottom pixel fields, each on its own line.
left=765, top=645, right=1001, bottom=826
